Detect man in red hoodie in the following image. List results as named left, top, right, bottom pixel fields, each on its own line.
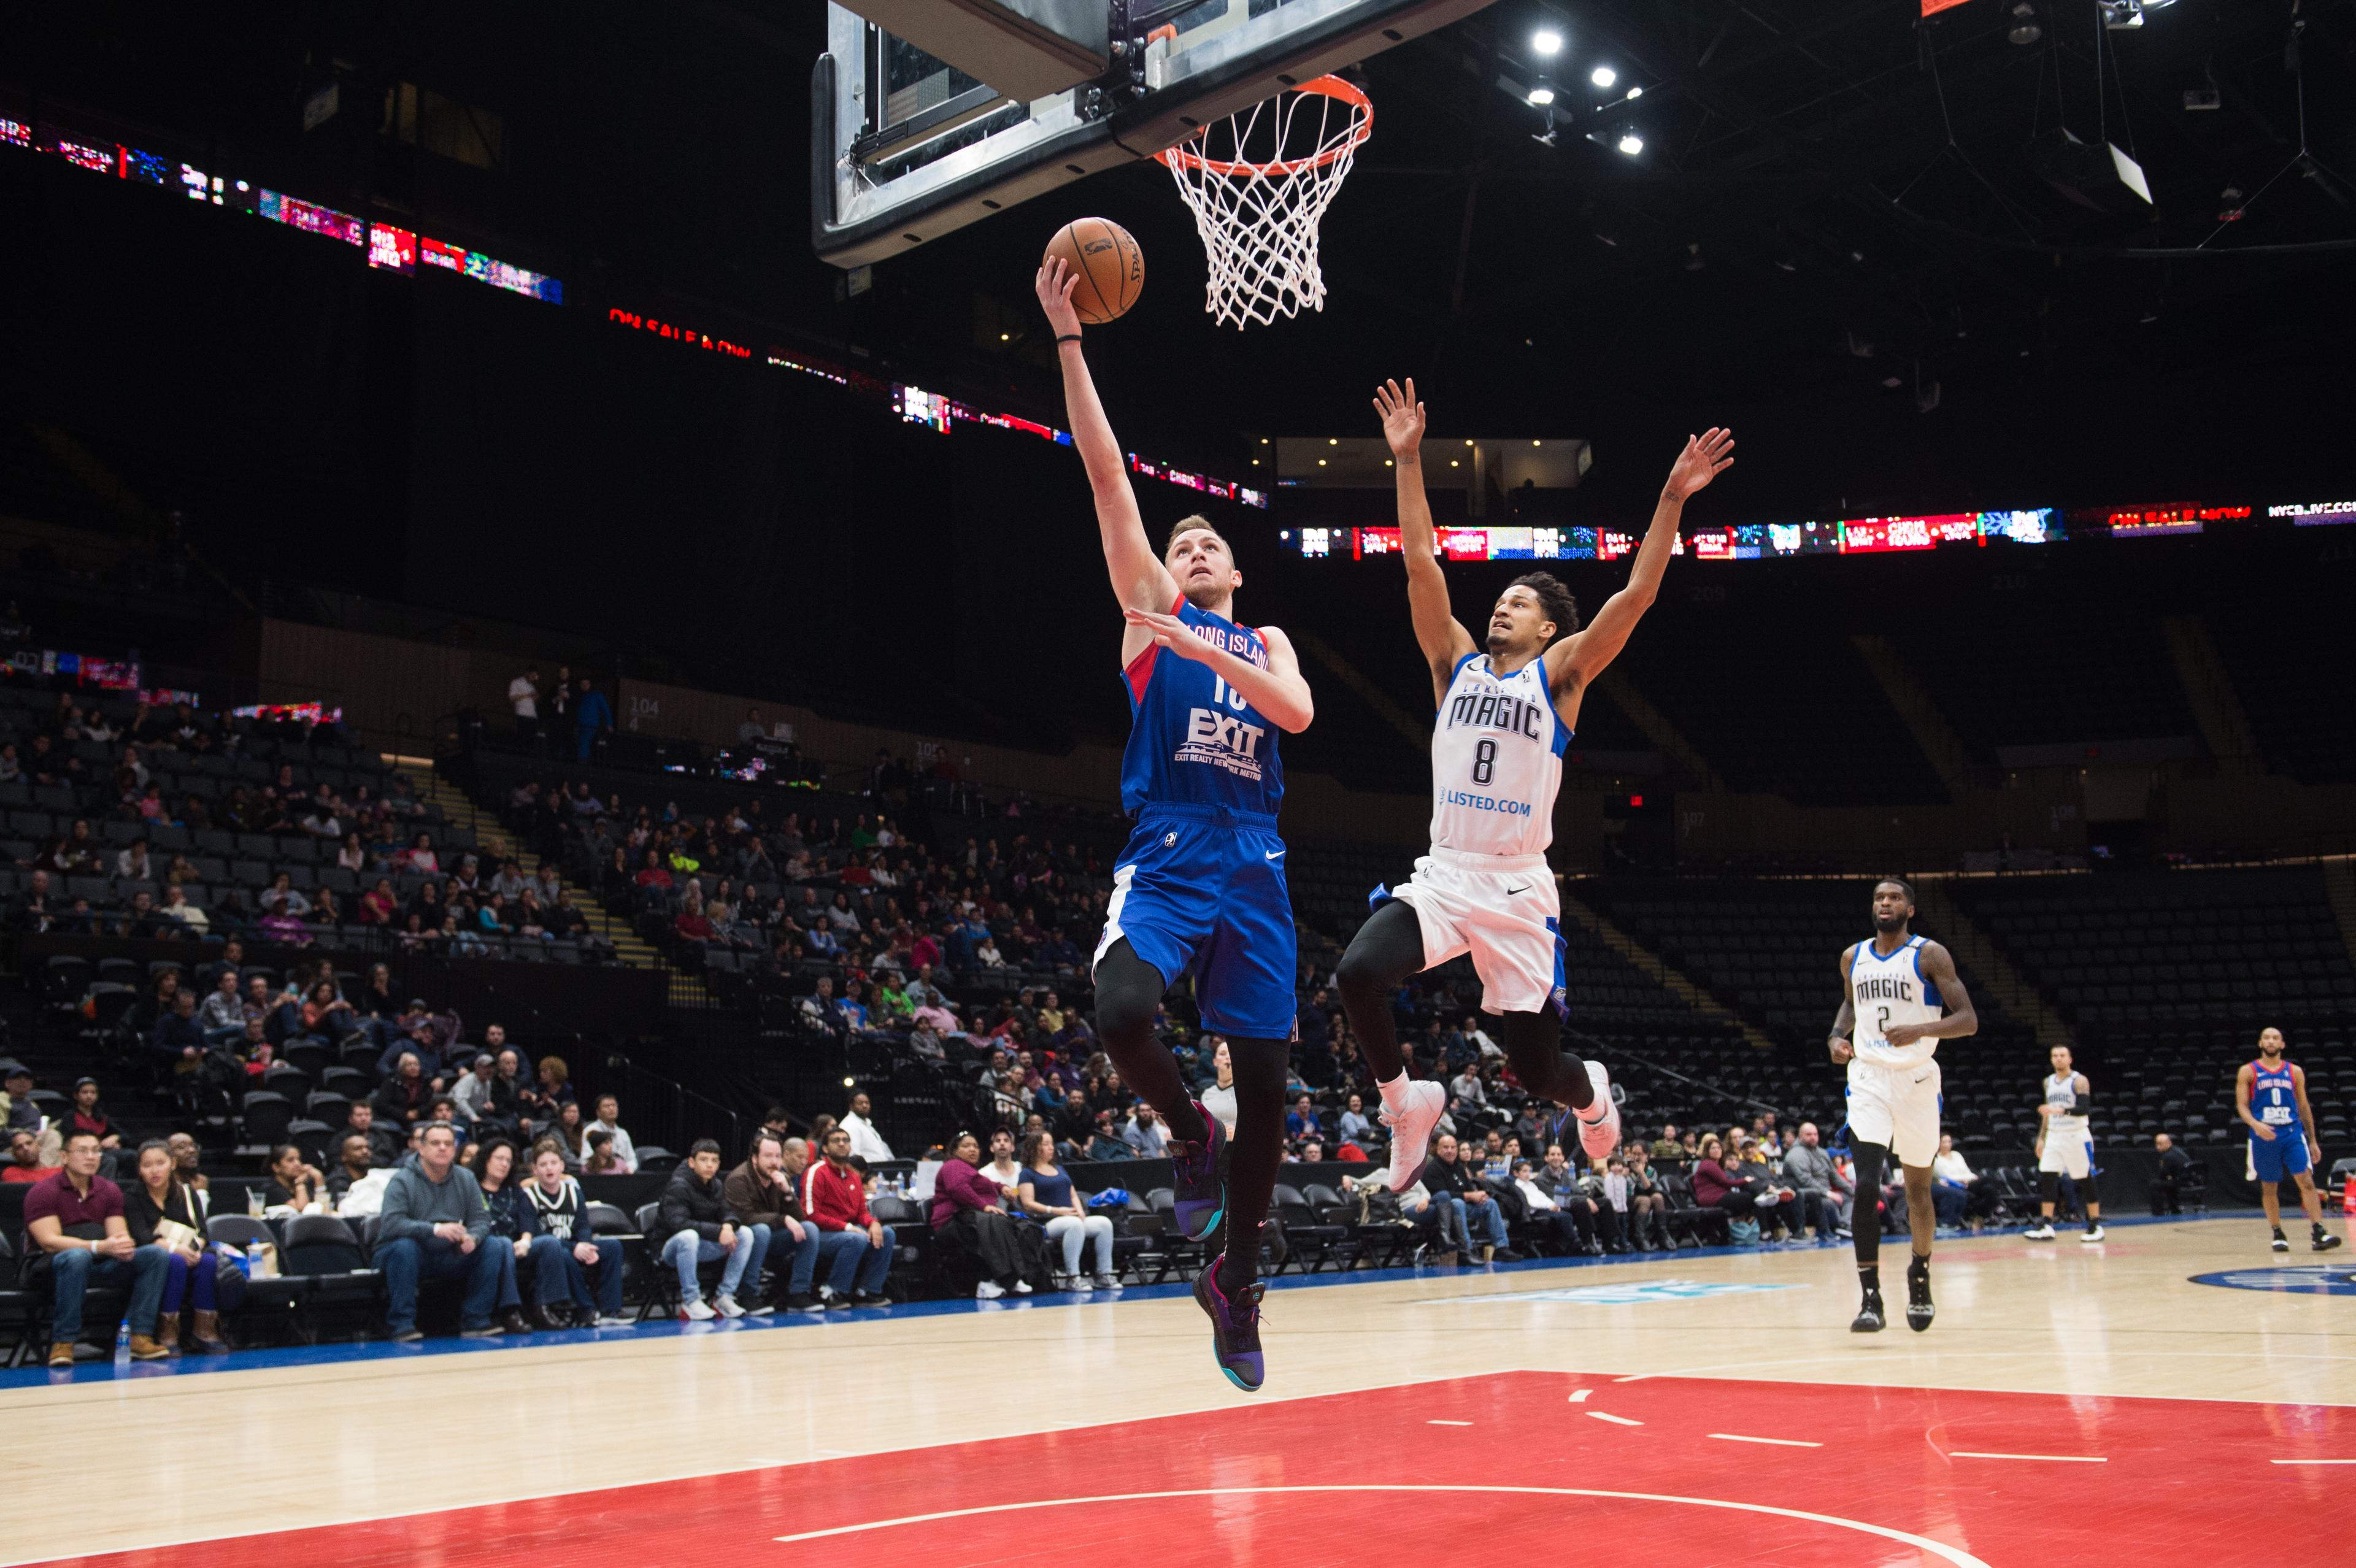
left=799, top=1126, right=895, bottom=1305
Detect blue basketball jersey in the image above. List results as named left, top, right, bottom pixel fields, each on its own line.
left=1118, top=596, right=1285, bottom=820
left=2250, top=1060, right=2303, bottom=1137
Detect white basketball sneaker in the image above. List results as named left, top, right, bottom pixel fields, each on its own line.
left=1379, top=1078, right=1447, bottom=1193
left=1571, top=1061, right=1621, bottom=1163
left=680, top=1297, right=717, bottom=1321
left=2024, top=1222, right=2057, bottom=1241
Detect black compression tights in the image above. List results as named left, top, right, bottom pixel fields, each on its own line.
left=1094, top=939, right=1289, bottom=1291
left=1333, top=899, right=1593, bottom=1111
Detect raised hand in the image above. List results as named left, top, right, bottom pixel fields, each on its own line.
left=1373, top=377, right=1426, bottom=458
left=1665, top=427, right=1736, bottom=501
left=1036, top=258, right=1084, bottom=338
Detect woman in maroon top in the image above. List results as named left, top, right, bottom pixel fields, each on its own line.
left=68, top=1078, right=121, bottom=1151
left=1690, top=1133, right=1768, bottom=1240
left=928, top=1131, right=1031, bottom=1300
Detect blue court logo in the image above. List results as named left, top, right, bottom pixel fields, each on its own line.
left=1426, top=1279, right=1803, bottom=1306
left=2189, top=1266, right=2356, bottom=1296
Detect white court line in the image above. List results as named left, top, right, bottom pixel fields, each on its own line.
left=1585, top=1410, right=1643, bottom=1427
left=2273, top=1458, right=2356, bottom=1465
left=1427, top=1419, right=1472, bottom=1426
left=1950, top=1451, right=2106, bottom=1463
left=1709, top=1433, right=1822, bottom=1448
left=1568, top=1389, right=1592, bottom=1402
left=772, top=1483, right=1992, bottom=1565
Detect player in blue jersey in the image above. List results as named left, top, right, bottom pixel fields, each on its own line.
left=1038, top=258, right=1315, bottom=1391
left=2235, top=1026, right=2343, bottom=1253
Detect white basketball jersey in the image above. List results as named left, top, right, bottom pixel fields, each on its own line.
left=1429, top=653, right=1568, bottom=858
left=1848, top=936, right=1944, bottom=1069
left=2043, top=1072, right=2089, bottom=1134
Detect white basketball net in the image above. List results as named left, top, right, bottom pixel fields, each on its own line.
left=1156, top=77, right=1371, bottom=330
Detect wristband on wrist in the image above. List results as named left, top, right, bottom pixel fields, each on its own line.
left=1055, top=334, right=1083, bottom=345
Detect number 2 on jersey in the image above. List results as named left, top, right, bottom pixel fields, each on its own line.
left=1470, top=738, right=1496, bottom=786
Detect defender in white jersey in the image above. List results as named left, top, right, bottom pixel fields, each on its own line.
left=1333, top=377, right=1735, bottom=1193
left=1829, top=879, right=1977, bottom=1334
left=2025, top=1043, right=2105, bottom=1242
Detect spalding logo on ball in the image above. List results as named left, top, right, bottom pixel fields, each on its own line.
left=1045, top=218, right=1144, bottom=325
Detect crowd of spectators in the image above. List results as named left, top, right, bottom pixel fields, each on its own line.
left=1, top=686, right=614, bottom=962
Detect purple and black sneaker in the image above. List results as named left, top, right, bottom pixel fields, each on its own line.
left=1193, top=1251, right=1267, bottom=1391
left=1169, top=1099, right=1226, bottom=1242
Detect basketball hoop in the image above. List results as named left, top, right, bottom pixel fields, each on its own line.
left=1155, top=73, right=1372, bottom=329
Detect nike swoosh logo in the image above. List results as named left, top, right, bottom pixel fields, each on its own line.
left=1912, top=1073, right=1930, bottom=1084
left=1265, top=850, right=1286, bottom=860
left=1504, top=884, right=1530, bottom=896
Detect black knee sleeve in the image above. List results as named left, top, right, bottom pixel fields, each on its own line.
left=2038, top=1170, right=2059, bottom=1205
left=1850, top=1142, right=1886, bottom=1267
left=1499, top=1009, right=1587, bottom=1109
left=1091, top=939, right=1165, bottom=1047
left=1336, top=901, right=1426, bottom=1010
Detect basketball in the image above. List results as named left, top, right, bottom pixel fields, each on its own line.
left=1045, top=217, right=1144, bottom=324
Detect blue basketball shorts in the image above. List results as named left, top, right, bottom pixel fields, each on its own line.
left=2250, top=1126, right=2311, bottom=1183
left=1093, top=802, right=1298, bottom=1041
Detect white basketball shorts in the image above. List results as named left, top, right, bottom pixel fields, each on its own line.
left=1384, top=847, right=1564, bottom=1016
left=1845, top=1058, right=1942, bottom=1167
left=2038, top=1123, right=2093, bottom=1179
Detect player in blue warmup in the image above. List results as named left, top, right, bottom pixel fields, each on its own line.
left=2235, top=1026, right=2343, bottom=1254
left=1037, top=258, right=1315, bottom=1391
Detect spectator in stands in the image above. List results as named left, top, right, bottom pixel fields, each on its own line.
left=722, top=1131, right=809, bottom=1315
left=1016, top=1131, right=1117, bottom=1291
left=7, top=869, right=59, bottom=934
left=26, top=1130, right=170, bottom=1365
left=471, top=1139, right=566, bottom=1330
left=359, top=878, right=396, bottom=926
left=658, top=1138, right=768, bottom=1321
left=1931, top=1135, right=1996, bottom=1231
left=123, top=1139, right=229, bottom=1353
left=583, top=1128, right=622, bottom=1175
left=152, top=990, right=206, bottom=1072
left=1649, top=1125, right=1682, bottom=1161
left=585, top=1094, right=638, bottom=1172
left=1337, top=1094, right=1374, bottom=1150
left=196, top=970, right=244, bottom=1045
left=1421, top=1132, right=1508, bottom=1264
left=1692, top=1134, right=1773, bottom=1244
left=1512, top=1156, right=1597, bottom=1256
left=573, top=677, right=612, bottom=761
left=166, top=1132, right=207, bottom=1193
left=6, top=1128, right=50, bottom=1182
left=839, top=1092, right=894, bottom=1163
left=2151, top=1132, right=2192, bottom=1218
left=377, top=1123, right=523, bottom=1342
left=374, top=1051, right=434, bottom=1130
left=260, top=1143, right=327, bottom=1213
left=931, top=1131, right=1030, bottom=1300
left=518, top=1142, right=629, bottom=1326
left=1198, top=1039, right=1239, bottom=1138
left=67, top=1078, right=121, bottom=1152
left=1614, top=1145, right=1666, bottom=1250
left=1285, top=1095, right=1322, bottom=1142
left=1122, top=1104, right=1168, bottom=1158
left=1781, top=1122, right=1847, bottom=1245
left=158, top=883, right=208, bottom=936
left=801, top=1126, right=895, bottom=1305
left=452, top=1055, right=499, bottom=1133
left=326, top=1132, right=379, bottom=1208
left=509, top=667, right=541, bottom=740
left=114, top=837, right=153, bottom=882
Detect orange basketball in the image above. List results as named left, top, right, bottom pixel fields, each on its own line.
left=1044, top=217, right=1145, bottom=325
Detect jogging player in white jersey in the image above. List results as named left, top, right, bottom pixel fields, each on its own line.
left=2025, top=1043, right=2104, bottom=1242
left=1334, top=377, right=1734, bottom=1193
left=1829, top=878, right=1977, bottom=1334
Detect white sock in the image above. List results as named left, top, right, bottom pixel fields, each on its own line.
left=1377, top=1071, right=1410, bottom=1112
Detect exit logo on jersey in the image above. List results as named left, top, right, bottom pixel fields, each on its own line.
left=1177, top=705, right=1268, bottom=783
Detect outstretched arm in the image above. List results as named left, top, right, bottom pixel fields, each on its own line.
left=1373, top=378, right=1477, bottom=705
left=1883, top=943, right=1978, bottom=1045
left=1039, top=259, right=1177, bottom=627
left=1547, top=429, right=1735, bottom=691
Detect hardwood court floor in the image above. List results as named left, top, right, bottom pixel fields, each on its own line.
left=10, top=1216, right=2352, bottom=1567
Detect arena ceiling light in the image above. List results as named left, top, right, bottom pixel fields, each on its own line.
left=1532, top=27, right=1563, bottom=55
left=1617, top=129, right=1644, bottom=156
left=1589, top=65, right=1617, bottom=88
left=2008, top=2, right=2042, bottom=44
left=1527, top=77, right=1558, bottom=106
